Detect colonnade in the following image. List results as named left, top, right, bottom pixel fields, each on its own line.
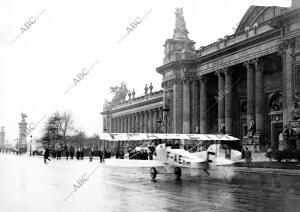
left=165, top=58, right=265, bottom=138
left=111, top=107, right=163, bottom=133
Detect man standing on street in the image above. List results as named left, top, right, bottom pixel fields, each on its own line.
left=99, top=149, right=103, bottom=163
left=66, top=149, right=69, bottom=160
left=44, top=148, right=51, bottom=164
left=245, top=147, right=252, bottom=168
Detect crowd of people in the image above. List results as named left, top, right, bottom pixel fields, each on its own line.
left=43, top=148, right=108, bottom=164
left=128, top=149, right=153, bottom=160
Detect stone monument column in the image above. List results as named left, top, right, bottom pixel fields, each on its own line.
left=225, top=69, right=233, bottom=135
left=19, top=113, right=28, bottom=152
left=199, top=76, right=208, bottom=134
left=0, top=127, right=5, bottom=149
left=183, top=79, right=191, bottom=133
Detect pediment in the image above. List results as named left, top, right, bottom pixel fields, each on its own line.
left=236, top=6, right=286, bottom=33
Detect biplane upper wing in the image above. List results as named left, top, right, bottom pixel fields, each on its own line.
left=99, top=133, right=240, bottom=141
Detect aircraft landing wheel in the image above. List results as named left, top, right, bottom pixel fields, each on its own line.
left=174, top=167, right=182, bottom=180
left=150, top=167, right=157, bottom=180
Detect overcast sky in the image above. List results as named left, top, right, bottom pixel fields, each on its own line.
left=0, top=0, right=291, bottom=144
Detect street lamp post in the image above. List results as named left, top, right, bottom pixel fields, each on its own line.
left=103, top=128, right=107, bottom=151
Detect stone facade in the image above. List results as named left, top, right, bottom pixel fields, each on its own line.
left=102, top=2, right=300, bottom=151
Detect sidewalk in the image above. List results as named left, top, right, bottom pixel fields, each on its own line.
left=232, top=166, right=300, bottom=176
left=232, top=152, right=300, bottom=175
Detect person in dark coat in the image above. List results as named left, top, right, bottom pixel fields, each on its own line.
left=80, top=151, right=84, bottom=160
left=245, top=147, right=252, bottom=168
left=44, top=148, right=51, bottom=164
left=99, top=149, right=103, bottom=163
left=89, top=151, right=93, bottom=162
left=70, top=146, right=75, bottom=160
left=76, top=150, right=80, bottom=160
left=66, top=149, right=69, bottom=160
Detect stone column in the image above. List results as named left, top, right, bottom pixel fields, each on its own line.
left=254, top=59, right=265, bottom=136
left=115, top=118, right=118, bottom=133
left=123, top=116, right=126, bottom=133
left=131, top=115, right=135, bottom=133
left=191, top=78, right=199, bottom=133
left=115, top=117, right=118, bottom=133
left=167, top=82, right=173, bottom=133
left=120, top=116, right=124, bottom=133
left=245, top=60, right=255, bottom=129
left=153, top=108, right=158, bottom=133
left=183, top=79, right=191, bottom=133
left=162, top=81, right=168, bottom=110
left=127, top=115, right=132, bottom=133
left=111, top=118, right=117, bottom=132
left=173, top=79, right=183, bottom=133
left=148, top=110, right=153, bottom=133
left=135, top=113, right=140, bottom=132
left=282, top=39, right=295, bottom=127
left=158, top=107, right=163, bottom=132
left=144, top=111, right=149, bottom=133
left=139, top=112, right=144, bottom=133
left=224, top=69, right=233, bottom=135
left=118, top=117, right=121, bottom=133
left=199, top=76, right=208, bottom=134
left=217, top=70, right=225, bottom=133
left=123, top=116, right=127, bottom=133
left=111, top=118, right=114, bottom=133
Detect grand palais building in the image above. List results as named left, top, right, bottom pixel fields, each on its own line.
left=102, top=1, right=300, bottom=152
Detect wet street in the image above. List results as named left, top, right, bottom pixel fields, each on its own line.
left=0, top=154, right=300, bottom=212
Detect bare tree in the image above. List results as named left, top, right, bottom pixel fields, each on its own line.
left=58, top=111, right=74, bottom=150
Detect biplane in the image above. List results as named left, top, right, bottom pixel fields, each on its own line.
left=99, top=133, right=242, bottom=180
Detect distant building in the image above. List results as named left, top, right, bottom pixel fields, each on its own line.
left=102, top=1, right=300, bottom=152
left=0, top=127, right=5, bottom=149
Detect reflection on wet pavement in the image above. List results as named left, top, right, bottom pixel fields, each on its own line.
left=0, top=154, right=299, bottom=212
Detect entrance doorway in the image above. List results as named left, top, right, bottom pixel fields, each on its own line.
left=271, top=122, right=283, bottom=150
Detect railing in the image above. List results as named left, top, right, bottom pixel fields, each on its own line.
left=110, top=90, right=163, bottom=110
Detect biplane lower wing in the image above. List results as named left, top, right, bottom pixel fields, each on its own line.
left=104, top=159, right=166, bottom=168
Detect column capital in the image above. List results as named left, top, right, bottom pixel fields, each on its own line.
left=243, top=59, right=259, bottom=71
left=182, top=77, right=192, bottom=84
left=253, top=58, right=264, bottom=72
left=215, top=69, right=225, bottom=77
left=171, top=78, right=182, bottom=84
left=199, top=75, right=208, bottom=82
left=224, top=68, right=233, bottom=76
